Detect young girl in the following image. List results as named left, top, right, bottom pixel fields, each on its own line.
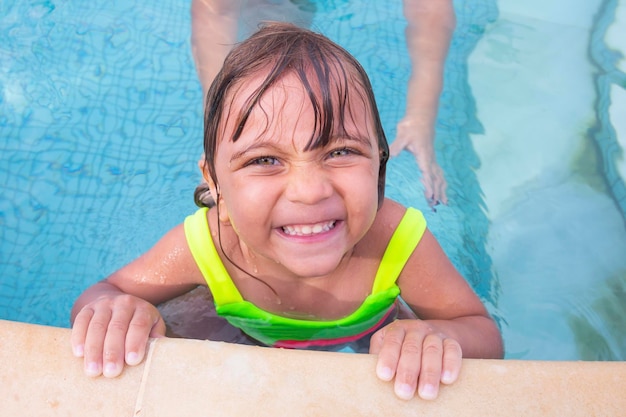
left=71, top=22, right=503, bottom=401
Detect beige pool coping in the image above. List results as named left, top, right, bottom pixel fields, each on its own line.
left=1, top=319, right=624, bottom=416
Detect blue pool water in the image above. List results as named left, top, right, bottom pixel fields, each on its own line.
left=1, top=0, right=625, bottom=360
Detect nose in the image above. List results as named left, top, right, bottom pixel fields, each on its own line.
left=284, top=164, right=333, bottom=205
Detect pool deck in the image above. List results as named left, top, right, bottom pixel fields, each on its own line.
left=1, top=319, right=624, bottom=416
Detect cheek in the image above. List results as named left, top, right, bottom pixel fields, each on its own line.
left=218, top=176, right=274, bottom=228
left=339, top=165, right=380, bottom=215
left=357, top=161, right=381, bottom=193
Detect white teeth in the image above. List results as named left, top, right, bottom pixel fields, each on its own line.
left=282, top=221, right=336, bottom=236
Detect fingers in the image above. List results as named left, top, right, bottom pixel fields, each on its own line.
left=371, top=321, right=462, bottom=401
left=441, top=338, right=462, bottom=384
left=370, top=326, right=402, bottom=382
left=388, top=129, right=449, bottom=207
left=124, top=307, right=165, bottom=366
left=100, top=298, right=137, bottom=378
left=71, top=296, right=161, bottom=378
left=80, top=298, right=132, bottom=378
left=416, top=334, right=443, bottom=400
left=148, top=316, right=167, bottom=339
left=71, top=307, right=94, bottom=359
left=437, top=172, right=448, bottom=205
left=79, top=304, right=112, bottom=377
left=372, top=324, right=422, bottom=400
left=421, top=164, right=448, bottom=209
left=392, top=327, right=423, bottom=400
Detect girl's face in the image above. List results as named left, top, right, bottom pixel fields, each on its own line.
left=207, top=72, right=381, bottom=279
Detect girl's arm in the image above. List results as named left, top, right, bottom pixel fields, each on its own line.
left=70, top=223, right=205, bottom=378
left=389, top=0, right=456, bottom=207
left=370, top=227, right=503, bottom=400
left=191, top=0, right=242, bottom=98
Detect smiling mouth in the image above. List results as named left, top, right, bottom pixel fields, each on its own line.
left=282, top=220, right=337, bottom=236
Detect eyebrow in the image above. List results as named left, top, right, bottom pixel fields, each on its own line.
left=333, top=135, right=373, bottom=149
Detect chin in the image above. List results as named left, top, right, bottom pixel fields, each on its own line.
left=286, top=258, right=345, bottom=279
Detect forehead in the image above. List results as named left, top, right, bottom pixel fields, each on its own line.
left=220, top=67, right=376, bottom=146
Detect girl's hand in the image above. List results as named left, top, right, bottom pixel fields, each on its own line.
left=71, top=293, right=166, bottom=378
left=369, top=319, right=462, bottom=400
left=389, top=119, right=447, bottom=209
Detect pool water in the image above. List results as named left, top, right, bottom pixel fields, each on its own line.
left=1, top=0, right=625, bottom=361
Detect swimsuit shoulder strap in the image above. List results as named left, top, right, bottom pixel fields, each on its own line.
left=184, top=207, right=244, bottom=305
left=371, top=207, right=427, bottom=294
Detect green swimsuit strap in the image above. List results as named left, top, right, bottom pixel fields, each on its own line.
left=372, top=207, right=427, bottom=294
left=185, top=207, right=427, bottom=303
left=184, top=207, right=244, bottom=305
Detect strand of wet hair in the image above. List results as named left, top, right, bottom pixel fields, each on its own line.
left=211, top=190, right=280, bottom=300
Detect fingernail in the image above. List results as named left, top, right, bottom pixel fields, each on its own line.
left=72, top=344, right=84, bottom=357
left=441, top=370, right=454, bottom=384
left=395, top=383, right=415, bottom=400
left=103, top=362, right=118, bottom=378
left=419, top=384, right=437, bottom=400
left=377, top=366, right=393, bottom=381
left=85, top=362, right=100, bottom=377
left=126, top=351, right=139, bottom=365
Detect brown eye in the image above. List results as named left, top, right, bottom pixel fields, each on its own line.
left=329, top=148, right=353, bottom=158
left=251, top=156, right=279, bottom=166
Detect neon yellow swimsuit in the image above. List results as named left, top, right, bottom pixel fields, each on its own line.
left=184, top=207, right=426, bottom=348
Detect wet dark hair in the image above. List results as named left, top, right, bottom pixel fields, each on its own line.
left=198, top=21, right=389, bottom=208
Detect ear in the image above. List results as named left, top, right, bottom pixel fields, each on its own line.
left=199, top=158, right=230, bottom=224
left=198, top=157, right=217, bottom=195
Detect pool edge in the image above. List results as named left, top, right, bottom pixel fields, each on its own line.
left=1, top=319, right=624, bottom=416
